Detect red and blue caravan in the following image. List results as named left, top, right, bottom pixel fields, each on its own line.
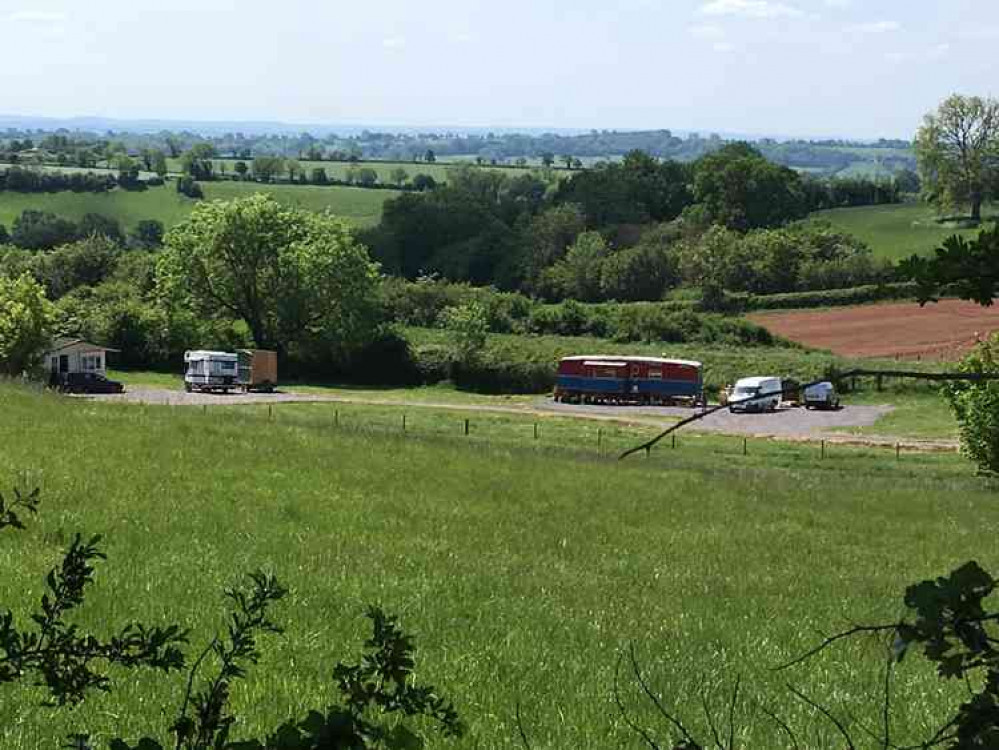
left=554, top=355, right=704, bottom=406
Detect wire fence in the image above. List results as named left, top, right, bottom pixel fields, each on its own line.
left=124, top=398, right=959, bottom=471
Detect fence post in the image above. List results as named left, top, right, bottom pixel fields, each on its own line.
left=743, top=437, right=748, bottom=456
left=464, top=419, right=469, bottom=436
left=645, top=446, right=651, bottom=458
left=534, top=423, right=539, bottom=441
left=896, top=442, right=901, bottom=461
left=821, top=440, right=826, bottom=460
left=268, top=404, right=272, bottom=421
left=402, top=414, right=406, bottom=432
left=672, top=434, right=676, bottom=450
left=597, top=428, right=602, bottom=451
left=203, top=405, right=207, bottom=416
left=334, top=409, right=339, bottom=428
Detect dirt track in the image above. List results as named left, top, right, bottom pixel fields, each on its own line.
left=749, top=299, right=999, bottom=360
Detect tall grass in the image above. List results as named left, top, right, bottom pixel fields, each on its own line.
left=0, top=384, right=994, bottom=748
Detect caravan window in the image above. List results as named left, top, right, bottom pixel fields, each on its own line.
left=648, top=369, right=663, bottom=379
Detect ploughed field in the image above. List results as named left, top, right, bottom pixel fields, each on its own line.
left=749, top=298, right=999, bottom=360
left=0, top=383, right=993, bottom=749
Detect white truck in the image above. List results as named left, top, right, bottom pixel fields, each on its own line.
left=184, top=350, right=239, bottom=393
left=728, top=376, right=783, bottom=413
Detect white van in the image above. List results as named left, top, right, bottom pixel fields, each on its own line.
left=729, top=376, right=782, bottom=413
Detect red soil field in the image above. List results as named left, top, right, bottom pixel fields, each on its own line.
left=749, top=299, right=999, bottom=360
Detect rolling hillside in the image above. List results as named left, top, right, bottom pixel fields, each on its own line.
left=809, top=202, right=996, bottom=260
left=0, top=181, right=397, bottom=233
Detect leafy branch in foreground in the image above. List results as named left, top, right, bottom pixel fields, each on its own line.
left=0, top=484, right=40, bottom=532
left=168, top=571, right=287, bottom=750
left=0, top=532, right=187, bottom=705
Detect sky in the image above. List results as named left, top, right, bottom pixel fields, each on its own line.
left=1, top=0, right=996, bottom=139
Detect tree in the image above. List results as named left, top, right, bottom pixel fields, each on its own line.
left=180, top=143, right=216, bottom=181
left=354, top=167, right=378, bottom=187
left=252, top=155, right=285, bottom=183
left=389, top=166, right=409, bottom=186
left=10, top=210, right=78, bottom=250
left=285, top=158, right=303, bottom=182
left=310, top=167, right=329, bottom=185
left=158, top=194, right=381, bottom=358
left=33, top=236, right=121, bottom=299
left=0, top=224, right=9, bottom=245
left=916, top=94, right=999, bottom=222
left=901, top=224, right=999, bottom=306
left=440, top=302, right=488, bottom=363
left=234, top=160, right=249, bottom=179
left=521, top=204, right=586, bottom=291
left=412, top=173, right=437, bottom=191
left=691, top=143, right=807, bottom=231
left=0, top=273, right=52, bottom=375
left=541, top=231, right=609, bottom=301
left=131, top=219, right=165, bottom=249
left=77, top=213, right=124, bottom=244
left=176, top=176, right=203, bottom=199
left=424, top=149, right=436, bottom=163
left=541, top=153, right=555, bottom=168
left=944, top=334, right=999, bottom=473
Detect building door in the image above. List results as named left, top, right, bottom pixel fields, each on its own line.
left=59, top=355, right=69, bottom=373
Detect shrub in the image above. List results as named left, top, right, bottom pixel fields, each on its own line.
left=440, top=302, right=489, bottom=363
left=945, top=334, right=999, bottom=474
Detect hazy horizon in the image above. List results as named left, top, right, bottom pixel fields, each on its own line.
left=2, top=0, right=996, bottom=140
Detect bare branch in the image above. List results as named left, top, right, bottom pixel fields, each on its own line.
left=702, top=693, right=724, bottom=750
left=788, top=684, right=857, bottom=750
left=613, top=652, right=662, bottom=750
left=728, top=675, right=741, bottom=750
left=755, top=702, right=800, bottom=750
left=515, top=702, right=533, bottom=750
left=775, top=624, right=900, bottom=671
left=628, top=644, right=701, bottom=748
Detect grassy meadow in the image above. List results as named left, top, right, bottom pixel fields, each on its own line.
left=0, top=181, right=396, bottom=233
left=1, top=383, right=993, bottom=748
left=810, top=202, right=997, bottom=260
left=162, top=158, right=547, bottom=184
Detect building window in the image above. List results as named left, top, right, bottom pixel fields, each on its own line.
left=81, top=354, right=102, bottom=372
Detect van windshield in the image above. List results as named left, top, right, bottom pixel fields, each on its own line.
left=734, top=386, right=760, bottom=396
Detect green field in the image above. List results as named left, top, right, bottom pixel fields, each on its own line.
left=162, top=158, right=546, bottom=184
left=810, top=202, right=997, bottom=260
left=0, top=182, right=396, bottom=233
left=1, top=382, right=993, bottom=748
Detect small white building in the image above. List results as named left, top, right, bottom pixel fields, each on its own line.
left=45, top=338, right=117, bottom=380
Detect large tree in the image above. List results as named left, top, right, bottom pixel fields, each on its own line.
left=916, top=94, right=999, bottom=222
left=0, top=273, right=52, bottom=376
left=691, top=143, right=808, bottom=231
left=157, top=195, right=380, bottom=358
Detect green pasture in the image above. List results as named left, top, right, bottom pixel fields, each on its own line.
left=0, top=182, right=395, bottom=233
left=162, top=158, right=547, bottom=184
left=1, top=383, right=993, bottom=748
left=809, top=202, right=997, bottom=260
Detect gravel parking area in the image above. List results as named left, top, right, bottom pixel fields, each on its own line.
left=83, top=387, right=335, bottom=406
left=537, top=399, right=894, bottom=437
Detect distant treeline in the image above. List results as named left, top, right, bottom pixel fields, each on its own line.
left=0, top=166, right=118, bottom=193
left=1, top=126, right=915, bottom=175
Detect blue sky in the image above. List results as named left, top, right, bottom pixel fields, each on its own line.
left=2, top=0, right=995, bottom=138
